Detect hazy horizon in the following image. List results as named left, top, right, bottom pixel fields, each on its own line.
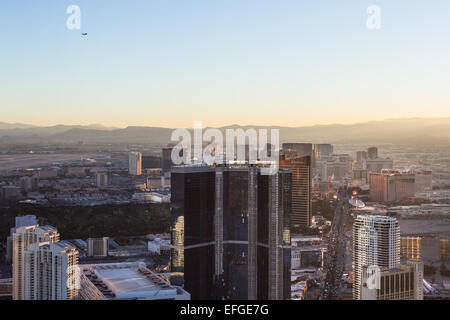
left=2, top=116, right=450, bottom=130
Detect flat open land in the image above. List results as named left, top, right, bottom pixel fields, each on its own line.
left=0, top=153, right=99, bottom=172
left=398, top=217, right=449, bottom=263
left=398, top=217, right=450, bottom=237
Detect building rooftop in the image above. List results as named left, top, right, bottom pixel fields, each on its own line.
left=80, top=262, right=190, bottom=300
left=96, top=267, right=169, bottom=298
left=355, top=215, right=398, bottom=223
left=38, top=225, right=58, bottom=233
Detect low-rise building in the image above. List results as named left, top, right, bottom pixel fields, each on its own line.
left=36, top=168, right=59, bottom=179
left=66, top=167, right=86, bottom=178
left=87, top=237, right=109, bottom=257
left=1, top=186, right=22, bottom=201
left=0, top=279, right=12, bottom=299
left=400, top=236, right=422, bottom=260
left=95, top=172, right=109, bottom=187
left=291, top=236, right=326, bottom=270
left=79, top=262, right=190, bottom=300
left=291, top=280, right=307, bottom=300
left=360, top=259, right=423, bottom=300
left=148, top=238, right=170, bottom=255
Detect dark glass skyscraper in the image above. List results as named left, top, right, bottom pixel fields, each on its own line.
left=170, top=166, right=216, bottom=299
left=171, top=164, right=291, bottom=300
left=256, top=171, right=292, bottom=300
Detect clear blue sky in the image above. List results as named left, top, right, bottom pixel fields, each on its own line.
left=1, top=1, right=449, bottom=127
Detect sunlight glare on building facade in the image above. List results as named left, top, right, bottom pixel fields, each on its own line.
left=24, top=241, right=79, bottom=300
left=279, top=153, right=312, bottom=227
left=12, top=225, right=60, bottom=300
left=129, top=151, right=142, bottom=176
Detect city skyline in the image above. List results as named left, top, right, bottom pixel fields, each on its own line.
left=1, top=1, right=450, bottom=127
left=0, top=1, right=449, bottom=305
left=2, top=141, right=449, bottom=301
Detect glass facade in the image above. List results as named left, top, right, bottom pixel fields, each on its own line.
left=171, top=165, right=292, bottom=300
left=222, top=170, right=250, bottom=299
left=170, top=168, right=216, bottom=300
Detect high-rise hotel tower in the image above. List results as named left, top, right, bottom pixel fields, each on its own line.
left=279, top=153, right=312, bottom=227
left=128, top=151, right=142, bottom=176
left=353, top=215, right=400, bottom=300
left=171, top=164, right=291, bottom=300
left=12, top=225, right=60, bottom=300
left=24, top=241, right=79, bottom=300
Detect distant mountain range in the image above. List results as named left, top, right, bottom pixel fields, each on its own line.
left=0, top=117, right=449, bottom=146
